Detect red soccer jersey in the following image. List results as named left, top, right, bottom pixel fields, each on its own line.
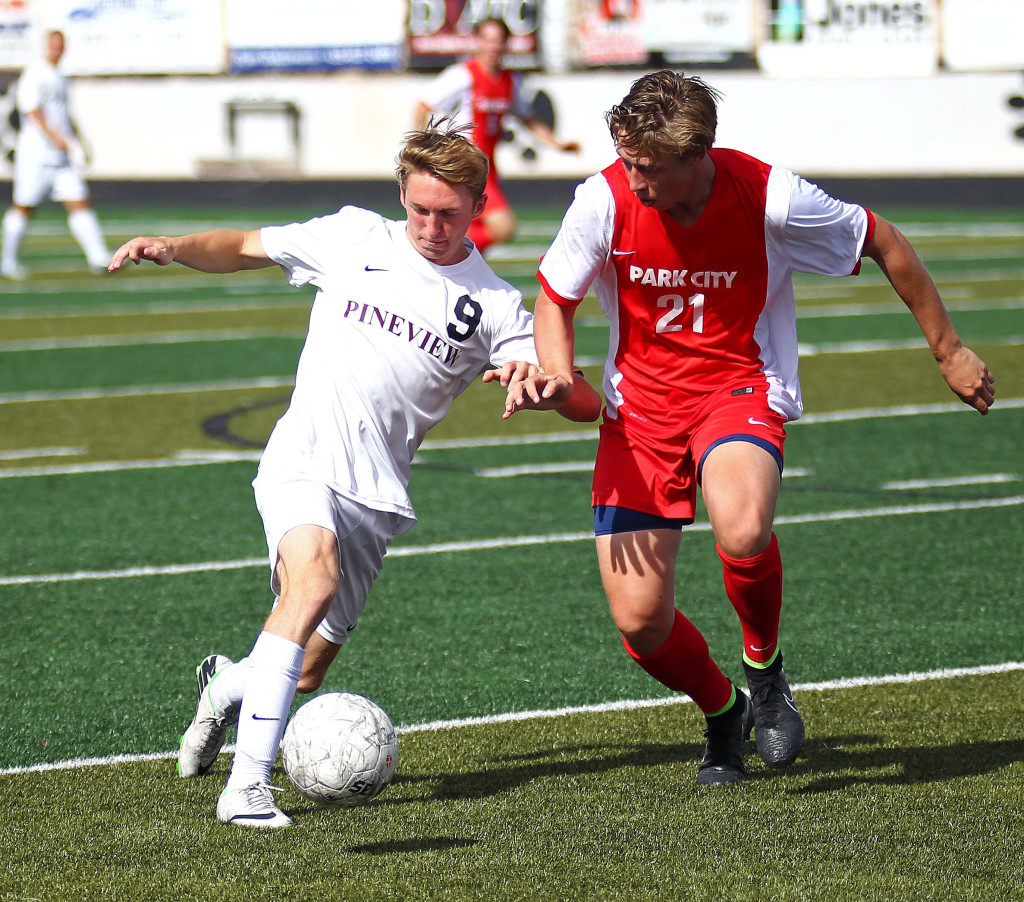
left=538, top=149, right=872, bottom=432
left=464, top=58, right=515, bottom=161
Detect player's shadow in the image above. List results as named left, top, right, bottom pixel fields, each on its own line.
left=787, top=734, right=1024, bottom=794
left=348, top=837, right=479, bottom=855
left=382, top=734, right=1024, bottom=803
left=385, top=740, right=713, bottom=802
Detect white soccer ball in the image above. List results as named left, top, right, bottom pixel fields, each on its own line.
left=281, top=692, right=399, bottom=807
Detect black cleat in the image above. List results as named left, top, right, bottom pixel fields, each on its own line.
left=697, top=691, right=753, bottom=785
left=745, top=661, right=804, bottom=767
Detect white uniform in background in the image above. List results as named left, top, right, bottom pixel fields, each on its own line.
left=1, top=36, right=107, bottom=280
left=253, top=204, right=537, bottom=642
left=13, top=55, right=87, bottom=207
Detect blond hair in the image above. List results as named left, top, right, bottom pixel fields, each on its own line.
left=605, top=71, right=721, bottom=164
left=395, top=117, right=490, bottom=202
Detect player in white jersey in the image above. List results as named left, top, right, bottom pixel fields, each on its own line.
left=108, top=121, right=601, bottom=828
left=1, top=30, right=108, bottom=280
left=508, top=71, right=995, bottom=785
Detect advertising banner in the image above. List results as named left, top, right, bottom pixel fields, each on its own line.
left=407, top=0, right=539, bottom=69
left=757, top=0, right=939, bottom=78
left=645, top=0, right=756, bottom=64
left=940, top=0, right=1024, bottom=72
left=0, top=0, right=39, bottom=71
left=41, top=0, right=225, bottom=75
left=225, top=0, right=406, bottom=72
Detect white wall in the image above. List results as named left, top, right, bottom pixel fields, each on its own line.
left=7, top=69, right=1024, bottom=182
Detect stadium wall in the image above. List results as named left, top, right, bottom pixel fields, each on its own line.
left=2, top=70, right=1024, bottom=197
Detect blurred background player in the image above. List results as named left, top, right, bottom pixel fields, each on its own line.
left=507, top=70, right=995, bottom=786
left=415, top=17, right=581, bottom=255
left=1, top=29, right=108, bottom=280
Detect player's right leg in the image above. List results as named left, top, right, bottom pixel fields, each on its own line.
left=596, top=518, right=749, bottom=784
left=217, top=524, right=338, bottom=828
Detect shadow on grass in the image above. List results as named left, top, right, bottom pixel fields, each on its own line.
left=791, top=735, right=1024, bottom=793
left=368, top=733, right=1024, bottom=803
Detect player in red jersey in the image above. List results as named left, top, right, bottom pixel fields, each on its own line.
left=507, top=71, right=995, bottom=784
left=415, top=17, right=580, bottom=254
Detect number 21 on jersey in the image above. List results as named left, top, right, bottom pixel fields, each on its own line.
left=656, top=293, right=705, bottom=334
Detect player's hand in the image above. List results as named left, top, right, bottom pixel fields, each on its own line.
left=502, top=372, right=573, bottom=419
left=107, top=237, right=176, bottom=272
left=939, top=345, right=995, bottom=415
left=482, top=361, right=539, bottom=390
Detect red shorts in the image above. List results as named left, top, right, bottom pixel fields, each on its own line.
left=592, top=382, right=787, bottom=523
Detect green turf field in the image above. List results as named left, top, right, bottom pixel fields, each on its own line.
left=0, top=203, right=1021, bottom=901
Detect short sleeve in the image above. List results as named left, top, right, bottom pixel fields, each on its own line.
left=772, top=170, right=871, bottom=277
left=537, top=174, right=615, bottom=305
left=261, top=207, right=369, bottom=289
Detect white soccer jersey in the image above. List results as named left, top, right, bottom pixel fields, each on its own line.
left=257, top=206, right=536, bottom=531
left=16, top=59, right=72, bottom=167
left=538, top=150, right=871, bottom=425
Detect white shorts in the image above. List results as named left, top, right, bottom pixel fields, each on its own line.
left=252, top=474, right=399, bottom=646
left=13, top=158, right=89, bottom=207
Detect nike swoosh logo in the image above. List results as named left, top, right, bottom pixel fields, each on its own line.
left=251, top=714, right=281, bottom=721
left=747, top=417, right=770, bottom=428
left=611, top=249, right=635, bottom=256
left=365, top=266, right=387, bottom=272
left=749, top=643, right=774, bottom=652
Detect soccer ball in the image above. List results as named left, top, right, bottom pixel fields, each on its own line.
left=281, top=692, right=399, bottom=807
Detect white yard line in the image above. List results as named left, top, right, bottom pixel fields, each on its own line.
left=2, top=660, right=1020, bottom=776
left=882, top=474, right=1018, bottom=490
left=1, top=494, right=1021, bottom=589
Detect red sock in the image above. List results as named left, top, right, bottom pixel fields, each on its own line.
left=622, top=610, right=733, bottom=714
left=718, top=532, right=783, bottom=665
left=468, top=219, right=494, bottom=253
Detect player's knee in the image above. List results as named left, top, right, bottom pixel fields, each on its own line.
left=716, top=520, right=772, bottom=559
left=615, top=614, right=672, bottom=656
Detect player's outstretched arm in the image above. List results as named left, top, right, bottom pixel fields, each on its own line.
left=107, top=229, right=274, bottom=274
left=496, top=289, right=601, bottom=422
left=863, top=215, right=995, bottom=415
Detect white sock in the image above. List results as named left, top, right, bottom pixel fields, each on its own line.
left=67, top=208, right=108, bottom=268
left=1, top=207, right=27, bottom=271
left=208, top=658, right=250, bottom=714
left=226, top=631, right=304, bottom=791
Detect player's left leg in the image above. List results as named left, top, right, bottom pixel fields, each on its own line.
left=62, top=196, right=109, bottom=273
left=1, top=205, right=32, bottom=279
left=700, top=436, right=804, bottom=767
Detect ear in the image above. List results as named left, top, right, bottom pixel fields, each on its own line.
left=399, top=185, right=407, bottom=207
left=473, top=193, right=487, bottom=219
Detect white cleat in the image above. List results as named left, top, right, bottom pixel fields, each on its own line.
left=177, top=654, right=238, bottom=778
left=216, top=783, right=293, bottom=828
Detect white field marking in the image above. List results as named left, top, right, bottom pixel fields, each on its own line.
left=0, top=446, right=86, bottom=461
left=1, top=399, right=1020, bottom=477
left=475, top=461, right=595, bottom=478
left=798, top=396, right=1024, bottom=424
left=2, top=494, right=1021, bottom=588
left=883, top=474, right=1018, bottom=490
left=0, top=376, right=294, bottom=406
left=474, top=462, right=814, bottom=479
left=2, top=660, right=1021, bottom=777
left=0, top=457, right=254, bottom=481
left=421, top=430, right=599, bottom=450
left=0, top=329, right=304, bottom=353
left=0, top=293, right=305, bottom=320
left=798, top=336, right=1023, bottom=356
